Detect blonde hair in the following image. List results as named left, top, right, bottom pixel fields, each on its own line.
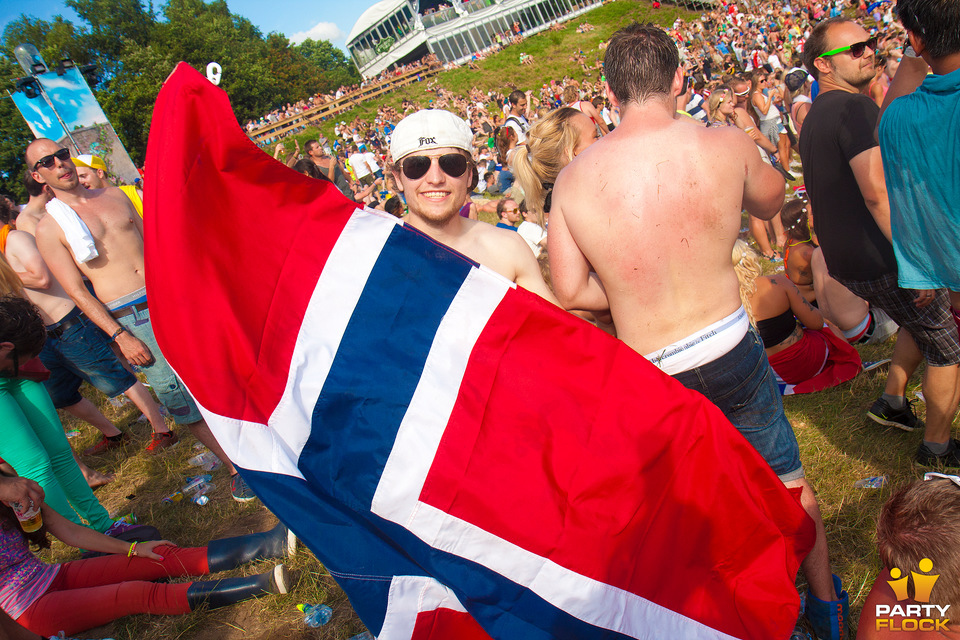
left=513, top=107, right=583, bottom=224
left=732, top=239, right=762, bottom=325
left=0, top=254, right=25, bottom=298
left=706, top=87, right=732, bottom=122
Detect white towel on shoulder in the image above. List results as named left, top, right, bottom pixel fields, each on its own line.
left=45, top=198, right=99, bottom=263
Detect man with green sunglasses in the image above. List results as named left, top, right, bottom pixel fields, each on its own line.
left=801, top=17, right=960, bottom=473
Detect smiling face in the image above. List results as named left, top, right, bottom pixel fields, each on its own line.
left=393, top=147, right=472, bottom=227
left=26, top=139, right=79, bottom=191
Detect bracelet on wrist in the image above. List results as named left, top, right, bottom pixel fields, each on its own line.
left=128, top=541, right=137, bottom=557
left=110, top=326, right=126, bottom=342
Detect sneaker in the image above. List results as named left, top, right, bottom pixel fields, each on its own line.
left=231, top=473, right=257, bottom=503
left=867, top=397, right=922, bottom=432
left=83, top=433, right=128, bottom=456
left=861, top=359, right=891, bottom=373
left=915, top=438, right=960, bottom=468
left=805, top=574, right=848, bottom=640
left=103, top=520, right=140, bottom=537
left=145, top=430, right=179, bottom=454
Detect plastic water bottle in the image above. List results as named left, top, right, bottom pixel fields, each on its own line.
left=349, top=633, right=375, bottom=640
left=189, top=482, right=215, bottom=504
left=298, top=603, right=333, bottom=627
left=182, top=475, right=213, bottom=494
left=854, top=475, right=888, bottom=489
left=188, top=452, right=222, bottom=471
left=790, top=592, right=811, bottom=640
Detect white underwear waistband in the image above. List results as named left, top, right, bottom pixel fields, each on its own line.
left=644, top=306, right=750, bottom=376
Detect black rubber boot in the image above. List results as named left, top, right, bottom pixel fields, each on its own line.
left=186, top=565, right=293, bottom=610
left=206, top=522, right=294, bottom=572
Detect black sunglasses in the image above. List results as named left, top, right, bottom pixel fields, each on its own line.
left=819, top=36, right=878, bottom=59
left=0, top=346, right=18, bottom=379
left=401, top=153, right=468, bottom=181
left=32, top=148, right=71, bottom=172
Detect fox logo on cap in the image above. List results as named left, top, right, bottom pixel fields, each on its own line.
left=418, top=137, right=437, bottom=146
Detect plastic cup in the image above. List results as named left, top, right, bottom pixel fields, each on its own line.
left=12, top=500, right=42, bottom=533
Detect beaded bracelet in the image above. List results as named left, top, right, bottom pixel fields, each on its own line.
left=128, top=541, right=137, bottom=557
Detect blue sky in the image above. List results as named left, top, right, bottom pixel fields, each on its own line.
left=1, top=0, right=376, bottom=52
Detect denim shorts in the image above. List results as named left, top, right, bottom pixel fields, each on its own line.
left=39, top=312, right=137, bottom=409
left=114, top=305, right=203, bottom=425
left=671, top=330, right=804, bottom=482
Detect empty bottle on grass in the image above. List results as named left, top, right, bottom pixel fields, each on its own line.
left=187, top=451, right=221, bottom=471
left=349, top=632, right=375, bottom=640
left=298, top=603, right=332, bottom=627
left=854, top=476, right=888, bottom=489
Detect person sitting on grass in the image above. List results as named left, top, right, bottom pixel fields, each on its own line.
left=812, top=247, right=900, bottom=346
left=0, top=290, right=150, bottom=543
left=781, top=197, right=817, bottom=305
left=733, top=239, right=862, bottom=394
left=0, top=473, right=296, bottom=637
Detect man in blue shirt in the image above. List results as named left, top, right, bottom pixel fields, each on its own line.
left=495, top=199, right=520, bottom=230
left=879, top=0, right=960, bottom=313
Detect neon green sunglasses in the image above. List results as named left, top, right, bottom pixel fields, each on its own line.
left=818, top=36, right=878, bottom=59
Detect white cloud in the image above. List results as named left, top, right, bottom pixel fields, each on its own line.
left=289, top=21, right=345, bottom=45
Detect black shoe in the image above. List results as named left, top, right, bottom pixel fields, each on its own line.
left=867, top=397, right=922, bottom=432
left=207, top=522, right=295, bottom=572
left=187, top=565, right=294, bottom=610
left=916, top=439, right=960, bottom=468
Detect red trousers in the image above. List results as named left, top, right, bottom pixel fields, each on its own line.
left=18, top=545, right=208, bottom=636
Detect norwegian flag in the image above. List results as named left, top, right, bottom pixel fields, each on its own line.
left=143, top=63, right=814, bottom=640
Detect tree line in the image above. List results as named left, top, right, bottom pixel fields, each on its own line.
left=0, top=0, right=360, bottom=199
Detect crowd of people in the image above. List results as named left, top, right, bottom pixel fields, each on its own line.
left=1, top=0, right=959, bottom=637
left=269, top=0, right=956, bottom=637
left=245, top=54, right=442, bottom=135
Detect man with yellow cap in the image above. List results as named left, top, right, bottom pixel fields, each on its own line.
left=72, top=154, right=144, bottom=217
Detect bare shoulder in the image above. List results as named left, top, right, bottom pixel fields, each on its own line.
left=699, top=121, right=755, bottom=152
left=5, top=229, right=36, bottom=252
left=35, top=213, right=64, bottom=241
left=466, top=221, right=533, bottom=276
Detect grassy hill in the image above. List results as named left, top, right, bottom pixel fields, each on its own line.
left=51, top=2, right=927, bottom=638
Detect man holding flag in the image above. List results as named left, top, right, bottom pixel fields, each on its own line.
left=142, top=62, right=818, bottom=640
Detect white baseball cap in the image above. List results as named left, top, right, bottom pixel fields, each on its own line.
left=390, top=110, right=473, bottom=161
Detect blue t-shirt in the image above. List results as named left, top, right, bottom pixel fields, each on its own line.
left=879, top=67, right=960, bottom=289
left=496, top=222, right=518, bottom=231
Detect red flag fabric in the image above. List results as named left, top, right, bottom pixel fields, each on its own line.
left=143, top=63, right=815, bottom=640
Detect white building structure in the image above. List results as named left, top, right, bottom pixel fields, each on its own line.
left=346, top=0, right=603, bottom=78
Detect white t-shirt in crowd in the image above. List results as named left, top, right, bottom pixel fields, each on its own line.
left=518, top=220, right=546, bottom=257
left=349, top=153, right=372, bottom=179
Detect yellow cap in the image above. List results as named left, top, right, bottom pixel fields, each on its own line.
left=71, top=154, right=107, bottom=171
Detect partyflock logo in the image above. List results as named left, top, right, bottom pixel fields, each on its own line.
left=876, top=558, right=950, bottom=632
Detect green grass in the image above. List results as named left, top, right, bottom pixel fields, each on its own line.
left=42, top=405, right=366, bottom=639
left=279, top=1, right=697, bottom=150
left=49, top=1, right=927, bottom=637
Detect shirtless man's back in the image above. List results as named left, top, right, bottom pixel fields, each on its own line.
left=549, top=25, right=847, bottom=640
left=551, top=106, right=781, bottom=355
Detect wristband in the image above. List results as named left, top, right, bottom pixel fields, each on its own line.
left=128, top=541, right=137, bottom=557
left=110, top=326, right=126, bottom=342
